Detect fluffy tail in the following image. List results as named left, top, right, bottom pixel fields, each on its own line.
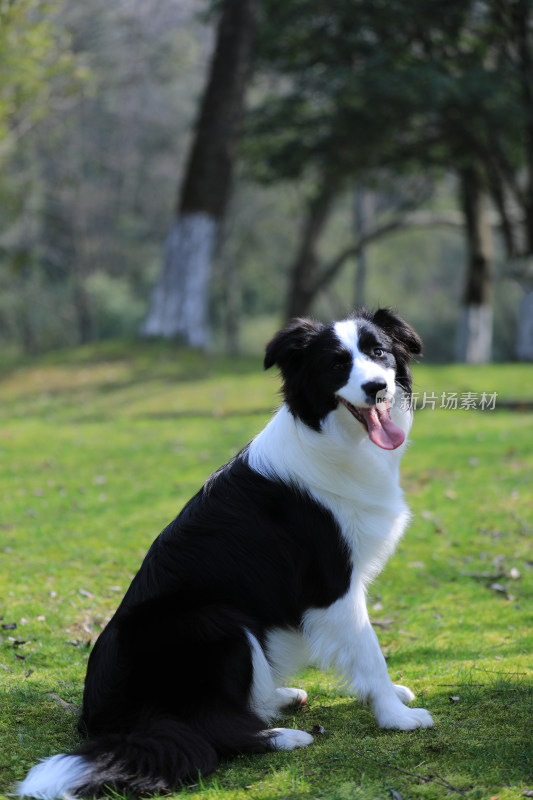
left=17, top=716, right=221, bottom=799
left=17, top=755, right=91, bottom=800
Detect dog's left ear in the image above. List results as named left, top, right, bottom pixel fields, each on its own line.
left=264, top=318, right=323, bottom=371
left=372, top=308, right=422, bottom=357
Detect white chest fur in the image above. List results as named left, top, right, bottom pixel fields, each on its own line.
left=248, top=403, right=411, bottom=583
left=314, top=487, right=411, bottom=584
left=248, top=401, right=433, bottom=733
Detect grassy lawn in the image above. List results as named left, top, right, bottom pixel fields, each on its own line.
left=0, top=342, right=532, bottom=800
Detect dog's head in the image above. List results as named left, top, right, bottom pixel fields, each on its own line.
left=264, top=308, right=422, bottom=449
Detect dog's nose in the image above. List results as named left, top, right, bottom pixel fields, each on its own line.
left=362, top=381, right=387, bottom=403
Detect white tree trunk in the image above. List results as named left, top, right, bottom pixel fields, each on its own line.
left=516, top=290, right=533, bottom=360
left=455, top=303, right=493, bottom=363
left=142, top=213, right=217, bottom=348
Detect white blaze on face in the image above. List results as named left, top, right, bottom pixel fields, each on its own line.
left=333, top=320, right=396, bottom=405
left=333, top=320, right=405, bottom=450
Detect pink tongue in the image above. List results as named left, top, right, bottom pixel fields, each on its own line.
left=361, top=406, right=405, bottom=450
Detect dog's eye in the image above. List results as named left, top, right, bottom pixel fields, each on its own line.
left=373, top=347, right=385, bottom=357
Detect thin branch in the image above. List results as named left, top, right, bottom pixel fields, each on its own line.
left=310, top=210, right=464, bottom=297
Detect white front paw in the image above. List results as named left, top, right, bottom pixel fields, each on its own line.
left=268, top=728, right=314, bottom=750
left=393, top=684, right=415, bottom=704
left=376, top=700, right=433, bottom=730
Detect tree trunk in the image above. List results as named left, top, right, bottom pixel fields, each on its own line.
left=221, top=234, right=242, bottom=355
left=285, top=177, right=338, bottom=320
left=73, top=276, right=93, bottom=344
left=142, top=0, right=257, bottom=346
left=143, top=215, right=217, bottom=345
left=455, top=165, right=494, bottom=363
left=510, top=0, right=533, bottom=359
left=353, top=186, right=373, bottom=308
left=513, top=0, right=533, bottom=253
left=516, top=290, right=533, bottom=360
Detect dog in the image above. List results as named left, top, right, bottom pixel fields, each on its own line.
left=18, top=307, right=432, bottom=799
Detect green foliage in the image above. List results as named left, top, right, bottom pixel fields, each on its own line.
left=239, top=0, right=532, bottom=352
left=246, top=0, right=522, bottom=185
left=0, top=0, right=207, bottom=352
left=0, top=0, right=528, bottom=360
left=1, top=344, right=532, bottom=799
left=0, top=0, right=81, bottom=146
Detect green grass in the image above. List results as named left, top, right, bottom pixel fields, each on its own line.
left=1, top=343, right=532, bottom=800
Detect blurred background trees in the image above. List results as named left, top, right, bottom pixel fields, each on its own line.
left=142, top=0, right=257, bottom=347
left=0, top=0, right=532, bottom=362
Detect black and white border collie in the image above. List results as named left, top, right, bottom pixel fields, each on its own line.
left=19, top=308, right=432, bottom=799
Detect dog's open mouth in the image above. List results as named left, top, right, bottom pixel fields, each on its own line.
left=338, top=397, right=405, bottom=451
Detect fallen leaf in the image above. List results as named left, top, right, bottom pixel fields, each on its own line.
left=311, top=724, right=326, bottom=735
left=79, top=588, right=94, bottom=599
left=449, top=696, right=460, bottom=702
left=2, top=623, right=17, bottom=630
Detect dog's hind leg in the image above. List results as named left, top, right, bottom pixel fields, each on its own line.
left=245, top=631, right=313, bottom=752
left=245, top=632, right=308, bottom=720
left=246, top=630, right=278, bottom=721
left=274, top=687, right=308, bottom=709
left=267, top=728, right=314, bottom=750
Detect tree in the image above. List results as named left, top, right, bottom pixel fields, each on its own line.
left=142, top=0, right=257, bottom=347
left=482, top=0, right=533, bottom=359
left=0, top=0, right=84, bottom=351
left=0, top=0, right=77, bottom=147
left=0, top=0, right=209, bottom=352
left=246, top=0, right=533, bottom=361
left=455, top=165, right=494, bottom=362
left=244, top=0, right=464, bottom=320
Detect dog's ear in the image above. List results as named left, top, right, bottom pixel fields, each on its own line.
left=264, top=318, right=323, bottom=371
left=372, top=308, right=422, bottom=357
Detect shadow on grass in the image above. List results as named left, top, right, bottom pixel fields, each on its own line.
left=6, top=678, right=533, bottom=798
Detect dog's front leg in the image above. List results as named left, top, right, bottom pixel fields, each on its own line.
left=302, top=583, right=433, bottom=730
